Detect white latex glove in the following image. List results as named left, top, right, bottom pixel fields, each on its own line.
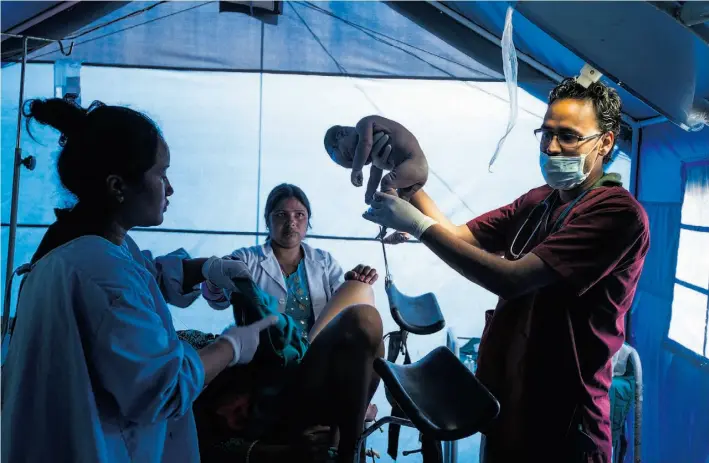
left=201, top=256, right=252, bottom=291
left=362, top=192, right=437, bottom=239
left=220, top=316, right=279, bottom=366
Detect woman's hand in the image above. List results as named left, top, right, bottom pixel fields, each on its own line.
left=202, top=256, right=251, bottom=291
left=220, top=316, right=279, bottom=366
left=345, top=265, right=378, bottom=285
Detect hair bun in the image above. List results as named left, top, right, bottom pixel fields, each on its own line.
left=23, top=98, right=88, bottom=144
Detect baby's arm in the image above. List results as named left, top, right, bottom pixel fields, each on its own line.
left=351, top=118, right=375, bottom=186
left=365, top=166, right=383, bottom=204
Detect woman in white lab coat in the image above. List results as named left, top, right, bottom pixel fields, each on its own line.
left=200, top=183, right=386, bottom=463
left=1, top=98, right=275, bottom=463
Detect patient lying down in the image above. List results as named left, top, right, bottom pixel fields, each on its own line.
left=186, top=260, right=384, bottom=463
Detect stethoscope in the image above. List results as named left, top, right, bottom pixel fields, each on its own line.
left=509, top=189, right=591, bottom=260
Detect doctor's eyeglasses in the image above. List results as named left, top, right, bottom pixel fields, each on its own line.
left=534, top=128, right=601, bottom=150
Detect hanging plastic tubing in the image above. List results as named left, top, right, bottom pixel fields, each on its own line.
left=488, top=6, right=519, bottom=172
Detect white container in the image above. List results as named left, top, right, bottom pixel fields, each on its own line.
left=54, top=59, right=81, bottom=105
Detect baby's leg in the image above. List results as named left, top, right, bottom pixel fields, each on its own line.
left=379, top=158, right=427, bottom=199
left=380, top=160, right=425, bottom=243
left=398, top=181, right=424, bottom=202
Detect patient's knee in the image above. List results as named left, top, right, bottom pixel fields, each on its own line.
left=340, top=304, right=383, bottom=351
left=338, top=280, right=375, bottom=300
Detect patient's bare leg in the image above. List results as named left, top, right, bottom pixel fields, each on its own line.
left=285, top=304, right=383, bottom=462
left=309, top=280, right=384, bottom=420
left=308, top=281, right=376, bottom=341
left=282, top=282, right=384, bottom=462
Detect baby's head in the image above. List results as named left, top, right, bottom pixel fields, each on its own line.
left=324, top=125, right=358, bottom=168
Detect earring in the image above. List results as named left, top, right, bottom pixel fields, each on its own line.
left=117, top=196, right=124, bottom=203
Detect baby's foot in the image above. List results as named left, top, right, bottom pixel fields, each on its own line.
left=382, top=231, right=410, bottom=245
left=365, top=404, right=378, bottom=422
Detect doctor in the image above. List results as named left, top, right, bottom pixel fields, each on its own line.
left=2, top=98, right=275, bottom=463
left=364, top=78, right=650, bottom=462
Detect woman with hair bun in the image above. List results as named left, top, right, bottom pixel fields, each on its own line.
left=1, top=98, right=276, bottom=463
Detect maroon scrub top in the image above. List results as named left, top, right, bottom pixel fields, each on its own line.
left=468, top=182, right=649, bottom=462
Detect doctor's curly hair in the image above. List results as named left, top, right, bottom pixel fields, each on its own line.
left=549, top=78, right=622, bottom=163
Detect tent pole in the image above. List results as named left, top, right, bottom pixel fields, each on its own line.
left=629, top=125, right=640, bottom=197
left=636, top=115, right=667, bottom=128
left=2, top=36, right=29, bottom=339
left=1, top=32, right=64, bottom=339
left=255, top=22, right=265, bottom=246
left=625, top=124, right=641, bottom=345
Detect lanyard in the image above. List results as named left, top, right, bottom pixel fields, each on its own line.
left=509, top=192, right=553, bottom=260
left=545, top=189, right=590, bottom=236
left=509, top=189, right=590, bottom=259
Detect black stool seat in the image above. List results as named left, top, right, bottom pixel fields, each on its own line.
left=374, top=346, right=500, bottom=441
left=386, top=281, right=445, bottom=335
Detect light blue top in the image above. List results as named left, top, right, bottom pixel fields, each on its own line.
left=1, top=235, right=205, bottom=463
left=283, top=260, right=315, bottom=335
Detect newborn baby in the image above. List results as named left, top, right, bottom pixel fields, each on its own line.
left=324, top=115, right=429, bottom=205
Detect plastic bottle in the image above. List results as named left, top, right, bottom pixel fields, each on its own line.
left=54, top=59, right=81, bottom=105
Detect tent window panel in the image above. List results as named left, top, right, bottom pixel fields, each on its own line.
left=675, top=229, right=709, bottom=290
left=681, top=162, right=709, bottom=228
left=668, top=283, right=708, bottom=358
left=670, top=161, right=709, bottom=358
left=81, top=67, right=262, bottom=233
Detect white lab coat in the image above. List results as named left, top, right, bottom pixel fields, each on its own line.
left=203, top=241, right=345, bottom=321
left=1, top=235, right=204, bottom=463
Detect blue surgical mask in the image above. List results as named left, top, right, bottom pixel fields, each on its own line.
left=539, top=153, right=589, bottom=190
left=539, top=140, right=601, bottom=190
